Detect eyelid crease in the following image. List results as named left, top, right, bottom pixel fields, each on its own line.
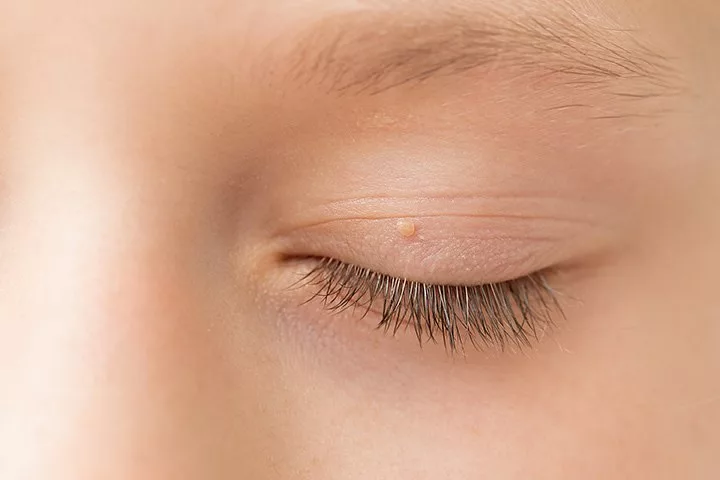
left=273, top=191, right=617, bottom=286
left=273, top=192, right=609, bottom=238
left=298, top=257, right=564, bottom=354
left=275, top=211, right=600, bottom=237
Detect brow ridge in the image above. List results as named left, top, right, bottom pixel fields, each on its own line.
left=284, top=5, right=683, bottom=100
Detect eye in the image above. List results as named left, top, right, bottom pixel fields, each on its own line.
left=296, top=257, right=564, bottom=354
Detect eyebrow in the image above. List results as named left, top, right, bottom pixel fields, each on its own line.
left=283, top=4, right=682, bottom=99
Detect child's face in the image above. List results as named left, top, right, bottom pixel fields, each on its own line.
left=0, top=0, right=718, bottom=478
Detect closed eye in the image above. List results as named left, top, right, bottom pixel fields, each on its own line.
left=297, top=257, right=565, bottom=354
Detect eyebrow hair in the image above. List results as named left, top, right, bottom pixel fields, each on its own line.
left=284, top=5, right=683, bottom=101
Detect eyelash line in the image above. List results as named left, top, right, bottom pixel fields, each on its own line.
left=298, top=257, right=564, bottom=354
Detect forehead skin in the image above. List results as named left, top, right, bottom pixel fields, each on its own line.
left=0, top=1, right=718, bottom=480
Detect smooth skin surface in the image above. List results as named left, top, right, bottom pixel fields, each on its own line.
left=0, top=0, right=718, bottom=478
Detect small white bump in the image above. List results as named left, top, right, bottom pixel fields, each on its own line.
left=396, top=219, right=416, bottom=238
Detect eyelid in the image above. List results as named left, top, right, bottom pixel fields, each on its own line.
left=298, top=256, right=563, bottom=353
left=274, top=193, right=610, bottom=285
left=279, top=215, right=567, bottom=285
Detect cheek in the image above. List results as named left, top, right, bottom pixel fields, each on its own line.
left=262, top=326, right=675, bottom=479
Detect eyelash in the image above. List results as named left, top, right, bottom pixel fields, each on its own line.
left=299, top=257, right=564, bottom=353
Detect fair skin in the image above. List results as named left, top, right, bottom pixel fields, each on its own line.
left=0, top=0, right=718, bottom=478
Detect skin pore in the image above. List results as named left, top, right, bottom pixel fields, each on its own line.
left=0, top=0, right=718, bottom=479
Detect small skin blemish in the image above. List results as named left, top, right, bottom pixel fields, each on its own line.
left=396, top=219, right=417, bottom=239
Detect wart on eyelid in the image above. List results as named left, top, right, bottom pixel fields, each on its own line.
left=396, top=219, right=417, bottom=238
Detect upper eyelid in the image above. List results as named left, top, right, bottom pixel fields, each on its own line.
left=294, top=191, right=603, bottom=209
left=276, top=212, right=599, bottom=235
left=272, top=188, right=618, bottom=286
left=275, top=215, right=608, bottom=286
left=274, top=193, right=608, bottom=236
left=301, top=255, right=552, bottom=288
